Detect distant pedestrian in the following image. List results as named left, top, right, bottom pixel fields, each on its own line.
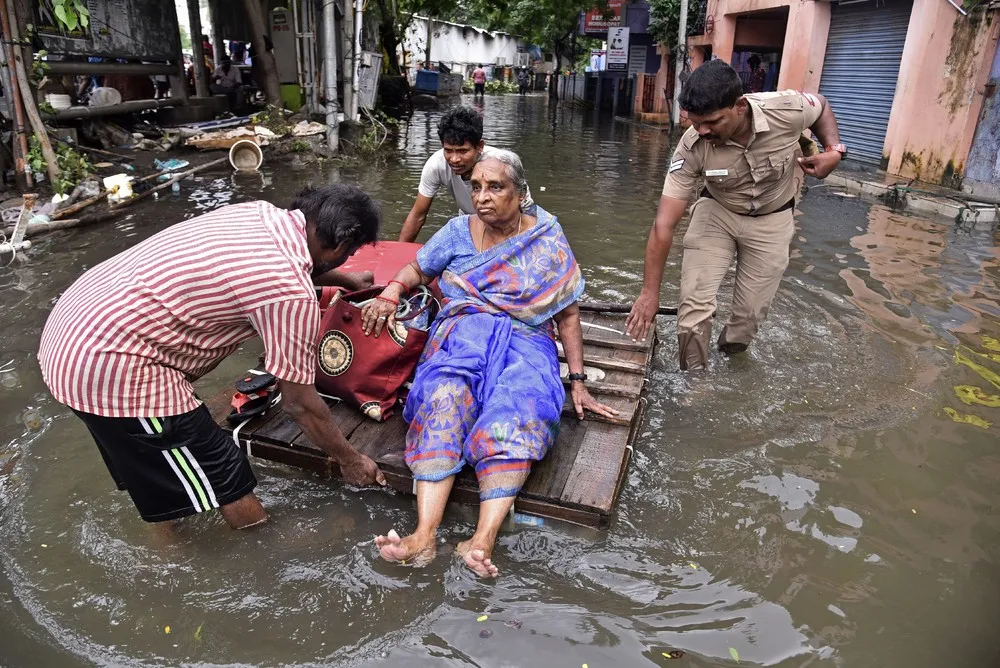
left=517, top=68, right=531, bottom=95
left=212, top=56, right=244, bottom=111
left=201, top=34, right=214, bottom=61
left=627, top=60, right=847, bottom=368
left=472, top=64, right=487, bottom=98
left=230, top=40, right=247, bottom=65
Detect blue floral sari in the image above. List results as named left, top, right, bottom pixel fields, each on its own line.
left=402, top=206, right=584, bottom=500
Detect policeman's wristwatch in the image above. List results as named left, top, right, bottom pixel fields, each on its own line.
left=568, top=372, right=588, bottom=383
left=825, top=143, right=848, bottom=157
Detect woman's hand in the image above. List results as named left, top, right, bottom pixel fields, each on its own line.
left=360, top=291, right=399, bottom=337
left=570, top=381, right=620, bottom=421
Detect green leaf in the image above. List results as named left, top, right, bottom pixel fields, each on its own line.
left=729, top=647, right=740, bottom=663
left=53, top=3, right=68, bottom=25
left=194, top=623, right=203, bottom=640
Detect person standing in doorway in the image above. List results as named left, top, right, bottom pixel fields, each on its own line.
left=472, top=64, right=487, bottom=98
left=626, top=60, right=846, bottom=369
left=747, top=54, right=767, bottom=94
left=398, top=106, right=533, bottom=243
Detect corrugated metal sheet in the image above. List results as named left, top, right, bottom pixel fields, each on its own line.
left=819, top=0, right=913, bottom=167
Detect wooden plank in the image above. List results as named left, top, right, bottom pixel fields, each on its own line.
left=350, top=416, right=410, bottom=463
left=559, top=352, right=648, bottom=374
left=254, top=413, right=303, bottom=446
left=562, top=396, right=634, bottom=426
left=521, top=418, right=587, bottom=500
left=581, top=334, right=649, bottom=352
left=560, top=421, right=630, bottom=512
left=560, top=378, right=641, bottom=400
left=578, top=301, right=677, bottom=317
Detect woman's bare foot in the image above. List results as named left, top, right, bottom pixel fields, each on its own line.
left=374, top=529, right=436, bottom=566
left=456, top=537, right=499, bottom=577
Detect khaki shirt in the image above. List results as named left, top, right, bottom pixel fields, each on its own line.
left=662, top=91, right=823, bottom=215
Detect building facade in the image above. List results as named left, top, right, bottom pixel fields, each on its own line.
left=683, top=0, right=1000, bottom=193
left=402, top=17, right=530, bottom=80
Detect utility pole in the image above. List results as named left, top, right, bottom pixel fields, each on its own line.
left=342, top=0, right=355, bottom=121
left=322, top=0, right=340, bottom=152
left=424, top=18, right=432, bottom=69
left=188, top=0, right=210, bottom=97
left=672, top=0, right=688, bottom=126
left=352, top=0, right=363, bottom=119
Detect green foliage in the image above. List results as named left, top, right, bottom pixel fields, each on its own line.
left=51, top=0, right=90, bottom=32
left=39, top=102, right=57, bottom=115
left=27, top=136, right=91, bottom=195
left=485, top=79, right=518, bottom=95
left=252, top=106, right=293, bottom=136
left=371, top=108, right=400, bottom=129
left=289, top=139, right=310, bottom=153
left=31, top=49, right=51, bottom=84
left=649, top=0, right=700, bottom=50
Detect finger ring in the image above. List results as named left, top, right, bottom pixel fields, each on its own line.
left=377, top=316, right=386, bottom=322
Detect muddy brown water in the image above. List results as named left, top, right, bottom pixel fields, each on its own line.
left=2, top=95, right=999, bottom=668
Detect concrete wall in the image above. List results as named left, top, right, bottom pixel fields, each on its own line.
left=883, top=1, right=1000, bottom=186
left=686, top=0, right=828, bottom=91
left=402, top=17, right=528, bottom=78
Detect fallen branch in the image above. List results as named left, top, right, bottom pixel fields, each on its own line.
left=51, top=166, right=181, bottom=220
left=3, top=217, right=81, bottom=238
left=47, top=130, right=130, bottom=162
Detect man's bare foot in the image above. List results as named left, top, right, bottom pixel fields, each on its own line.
left=456, top=538, right=499, bottom=577
left=374, top=529, right=436, bottom=565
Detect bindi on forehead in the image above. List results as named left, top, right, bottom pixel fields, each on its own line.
left=472, top=163, right=508, bottom=184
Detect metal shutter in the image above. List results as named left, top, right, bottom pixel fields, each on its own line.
left=819, top=0, right=912, bottom=167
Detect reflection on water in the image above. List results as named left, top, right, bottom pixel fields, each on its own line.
left=1, top=95, right=999, bottom=667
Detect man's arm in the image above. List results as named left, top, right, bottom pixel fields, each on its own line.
left=798, top=93, right=842, bottom=179
left=624, top=196, right=690, bottom=341
left=280, top=380, right=386, bottom=487
left=399, top=194, right=434, bottom=243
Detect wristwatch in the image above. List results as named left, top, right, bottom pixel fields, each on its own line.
left=825, top=143, right=848, bottom=157
left=568, top=372, right=588, bottom=383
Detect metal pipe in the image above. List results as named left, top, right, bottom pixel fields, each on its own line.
left=945, top=0, right=969, bottom=15
left=41, top=98, right=184, bottom=121
left=341, top=0, right=355, bottom=121
left=352, top=0, right=363, bottom=121
left=45, top=61, right=179, bottom=76
left=672, top=0, right=689, bottom=126
left=322, top=0, right=340, bottom=153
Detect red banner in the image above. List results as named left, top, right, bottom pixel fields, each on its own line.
left=583, top=0, right=625, bottom=33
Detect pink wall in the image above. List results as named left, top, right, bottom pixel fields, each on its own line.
left=686, top=0, right=829, bottom=91
left=883, top=0, right=1000, bottom=184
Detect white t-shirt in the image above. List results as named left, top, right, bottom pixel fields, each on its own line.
left=417, top=146, right=533, bottom=215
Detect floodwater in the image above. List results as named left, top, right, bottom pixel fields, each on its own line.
left=2, top=95, right=1000, bottom=668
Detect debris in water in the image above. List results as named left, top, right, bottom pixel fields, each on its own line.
left=943, top=407, right=991, bottom=429
left=479, top=629, right=493, bottom=638
left=477, top=615, right=488, bottom=622
left=504, top=619, right=522, bottom=629
left=40, top=543, right=48, bottom=548
left=688, top=562, right=698, bottom=570
left=662, top=650, right=685, bottom=659
left=194, top=624, right=203, bottom=640
left=729, top=647, right=740, bottom=663
left=164, top=626, right=171, bottom=634
left=954, top=385, right=1000, bottom=408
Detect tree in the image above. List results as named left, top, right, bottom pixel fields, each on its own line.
left=454, top=0, right=607, bottom=98
left=648, top=0, right=701, bottom=50
left=373, top=0, right=460, bottom=76
left=243, top=0, right=281, bottom=106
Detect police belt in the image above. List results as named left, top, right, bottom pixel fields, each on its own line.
left=700, top=188, right=794, bottom=217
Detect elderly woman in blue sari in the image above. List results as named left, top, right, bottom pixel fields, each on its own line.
left=362, top=150, right=617, bottom=577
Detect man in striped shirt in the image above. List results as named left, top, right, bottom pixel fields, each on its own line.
left=38, top=185, right=387, bottom=530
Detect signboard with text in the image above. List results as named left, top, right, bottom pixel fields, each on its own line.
left=628, top=44, right=647, bottom=77
left=607, top=27, right=630, bottom=72
left=583, top=0, right=625, bottom=33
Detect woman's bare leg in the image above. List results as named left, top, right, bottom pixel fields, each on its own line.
left=455, top=495, right=518, bottom=577
left=375, top=477, right=454, bottom=565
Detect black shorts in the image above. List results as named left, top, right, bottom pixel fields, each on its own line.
left=73, top=405, right=257, bottom=522
left=474, top=83, right=485, bottom=94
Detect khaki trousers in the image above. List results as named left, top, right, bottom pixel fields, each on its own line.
left=676, top=198, right=795, bottom=370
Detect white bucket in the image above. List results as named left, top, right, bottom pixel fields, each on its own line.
left=45, top=93, right=72, bottom=111
left=229, top=140, right=263, bottom=171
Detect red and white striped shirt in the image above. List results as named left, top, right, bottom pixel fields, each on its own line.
left=39, top=201, right=320, bottom=418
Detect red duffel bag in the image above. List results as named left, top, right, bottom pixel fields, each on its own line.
left=315, top=286, right=436, bottom=422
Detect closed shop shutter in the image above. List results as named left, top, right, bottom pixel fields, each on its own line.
left=819, top=0, right=913, bottom=167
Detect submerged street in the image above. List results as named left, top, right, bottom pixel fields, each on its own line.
left=1, top=94, right=999, bottom=667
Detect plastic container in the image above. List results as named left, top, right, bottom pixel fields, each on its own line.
left=229, top=140, right=263, bottom=171
left=171, top=182, right=181, bottom=194
left=45, top=93, right=72, bottom=110
left=103, top=174, right=134, bottom=202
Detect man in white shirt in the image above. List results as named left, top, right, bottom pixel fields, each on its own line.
left=399, top=106, right=532, bottom=242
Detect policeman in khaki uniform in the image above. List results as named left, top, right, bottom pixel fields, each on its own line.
left=627, top=60, right=846, bottom=369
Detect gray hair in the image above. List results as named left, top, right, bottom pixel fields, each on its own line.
left=479, top=149, right=528, bottom=199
